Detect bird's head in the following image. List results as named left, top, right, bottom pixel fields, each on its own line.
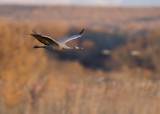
left=74, top=46, right=83, bottom=50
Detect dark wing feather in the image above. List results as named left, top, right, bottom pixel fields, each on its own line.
left=58, top=29, right=84, bottom=44
left=31, top=33, right=59, bottom=46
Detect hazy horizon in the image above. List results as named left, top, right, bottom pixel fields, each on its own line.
left=0, top=0, right=160, bottom=6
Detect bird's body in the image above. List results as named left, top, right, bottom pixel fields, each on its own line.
left=31, top=29, right=84, bottom=51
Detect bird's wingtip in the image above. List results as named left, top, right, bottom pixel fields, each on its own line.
left=30, top=33, right=34, bottom=36
left=31, top=29, right=39, bottom=36
left=32, top=29, right=37, bottom=34
left=79, top=29, right=84, bottom=35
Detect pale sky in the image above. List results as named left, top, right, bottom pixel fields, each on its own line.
left=0, top=0, right=160, bottom=6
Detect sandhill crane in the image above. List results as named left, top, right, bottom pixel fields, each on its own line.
left=30, top=29, right=84, bottom=51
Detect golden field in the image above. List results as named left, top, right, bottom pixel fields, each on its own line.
left=0, top=5, right=160, bottom=114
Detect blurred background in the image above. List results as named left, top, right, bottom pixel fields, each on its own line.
left=0, top=0, right=160, bottom=114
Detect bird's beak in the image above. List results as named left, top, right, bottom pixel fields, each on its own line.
left=74, top=46, right=83, bottom=49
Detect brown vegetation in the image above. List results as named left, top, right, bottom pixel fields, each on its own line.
left=0, top=5, right=160, bottom=114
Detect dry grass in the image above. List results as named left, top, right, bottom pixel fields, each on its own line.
left=0, top=5, right=160, bottom=114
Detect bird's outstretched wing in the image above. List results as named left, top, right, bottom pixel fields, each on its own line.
left=58, top=29, right=84, bottom=44
left=31, top=30, right=59, bottom=46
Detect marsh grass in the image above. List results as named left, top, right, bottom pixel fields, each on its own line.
left=0, top=6, right=160, bottom=114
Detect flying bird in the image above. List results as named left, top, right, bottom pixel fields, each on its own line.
left=30, top=29, right=84, bottom=51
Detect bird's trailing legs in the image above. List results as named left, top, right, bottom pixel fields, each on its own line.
left=33, top=45, right=45, bottom=48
